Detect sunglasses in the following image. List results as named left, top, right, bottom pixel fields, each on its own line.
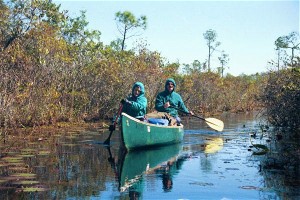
left=167, top=82, right=174, bottom=86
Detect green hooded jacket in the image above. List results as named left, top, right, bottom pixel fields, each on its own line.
left=122, top=82, right=147, bottom=118
left=155, top=78, right=189, bottom=117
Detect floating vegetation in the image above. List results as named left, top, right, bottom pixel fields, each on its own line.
left=240, top=185, right=261, bottom=190
left=8, top=166, right=29, bottom=171
left=189, top=182, right=214, bottom=186
left=5, top=151, right=20, bottom=156
left=17, top=187, right=49, bottom=192
left=248, top=126, right=270, bottom=155
left=65, top=135, right=78, bottom=139
left=12, top=180, right=39, bottom=185
left=20, top=154, right=35, bottom=158
left=78, top=140, right=95, bottom=143
left=61, top=143, right=77, bottom=147
left=21, top=148, right=36, bottom=153
left=225, top=168, right=240, bottom=170
left=0, top=179, right=7, bottom=184
left=251, top=144, right=269, bottom=155
left=1, top=156, right=23, bottom=163
left=37, top=151, right=51, bottom=156
left=11, top=173, right=37, bottom=179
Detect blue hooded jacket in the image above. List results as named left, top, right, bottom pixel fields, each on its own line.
left=155, top=78, right=189, bottom=117
left=122, top=82, right=147, bottom=118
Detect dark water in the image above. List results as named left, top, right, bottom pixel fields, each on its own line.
left=0, top=112, right=299, bottom=199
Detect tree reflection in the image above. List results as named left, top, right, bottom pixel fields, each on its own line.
left=260, top=130, right=300, bottom=199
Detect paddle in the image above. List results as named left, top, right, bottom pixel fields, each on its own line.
left=104, top=103, right=123, bottom=145
left=171, top=106, right=224, bottom=132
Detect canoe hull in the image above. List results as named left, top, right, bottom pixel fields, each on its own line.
left=121, top=113, right=184, bottom=150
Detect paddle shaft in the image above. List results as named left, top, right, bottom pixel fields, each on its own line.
left=169, top=106, right=203, bottom=119
left=170, top=106, right=221, bottom=128
left=104, top=104, right=123, bottom=145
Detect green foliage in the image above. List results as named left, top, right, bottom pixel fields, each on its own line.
left=0, top=0, right=65, bottom=50
left=261, top=32, right=300, bottom=133
left=203, top=29, right=221, bottom=71
left=275, top=32, right=299, bottom=49
left=218, top=51, right=229, bottom=77
left=115, top=11, right=147, bottom=50
left=274, top=32, right=300, bottom=67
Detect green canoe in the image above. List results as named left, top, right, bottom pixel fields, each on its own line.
left=121, top=113, right=184, bottom=151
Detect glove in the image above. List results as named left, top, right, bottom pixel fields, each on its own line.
left=109, top=125, right=115, bottom=131
left=120, top=99, right=131, bottom=105
left=120, top=99, right=126, bottom=104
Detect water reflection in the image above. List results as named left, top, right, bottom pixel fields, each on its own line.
left=259, top=131, right=300, bottom=199
left=115, top=144, right=181, bottom=195
left=204, top=137, right=224, bottom=154
left=0, top=131, right=116, bottom=199
left=0, top=113, right=299, bottom=199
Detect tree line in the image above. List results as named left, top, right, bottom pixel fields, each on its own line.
left=0, top=0, right=299, bottom=133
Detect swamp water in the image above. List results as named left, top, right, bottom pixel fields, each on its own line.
left=0, top=112, right=299, bottom=199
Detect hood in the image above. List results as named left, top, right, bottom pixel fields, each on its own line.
left=164, top=78, right=176, bottom=92
left=132, top=82, right=145, bottom=96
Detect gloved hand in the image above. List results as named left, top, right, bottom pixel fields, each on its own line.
left=120, top=99, right=131, bottom=105
left=120, top=99, right=126, bottom=104
left=109, top=125, right=115, bottom=131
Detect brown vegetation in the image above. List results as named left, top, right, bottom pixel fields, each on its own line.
left=260, top=63, right=300, bottom=132
left=0, top=1, right=298, bottom=133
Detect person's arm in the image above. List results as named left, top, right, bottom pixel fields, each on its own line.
left=177, top=95, right=189, bottom=113
left=130, top=97, right=147, bottom=112
left=155, top=93, right=166, bottom=112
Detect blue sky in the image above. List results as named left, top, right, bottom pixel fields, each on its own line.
left=54, top=0, right=299, bottom=76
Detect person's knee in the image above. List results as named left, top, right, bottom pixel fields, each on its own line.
left=175, top=116, right=181, bottom=126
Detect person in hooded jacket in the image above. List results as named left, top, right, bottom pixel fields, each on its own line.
left=121, top=82, right=147, bottom=121
left=155, top=78, right=193, bottom=125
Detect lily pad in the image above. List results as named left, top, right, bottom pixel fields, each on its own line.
left=21, top=148, right=36, bottom=152
left=1, top=156, right=23, bottom=162
left=21, top=149, right=36, bottom=156
left=189, top=182, right=214, bottom=186
left=5, top=151, right=19, bottom=156
left=12, top=180, right=39, bottom=185
left=11, top=173, right=37, bottom=179
left=17, top=187, right=49, bottom=192
left=37, top=151, right=51, bottom=156
left=251, top=144, right=269, bottom=155
left=0, top=179, right=8, bottom=184
left=240, top=185, right=260, bottom=190
left=61, top=143, right=77, bottom=147
left=8, top=166, right=29, bottom=171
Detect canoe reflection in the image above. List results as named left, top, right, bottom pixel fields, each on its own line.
left=117, top=144, right=181, bottom=194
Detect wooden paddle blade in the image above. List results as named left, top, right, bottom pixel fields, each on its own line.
left=205, top=118, right=224, bottom=132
